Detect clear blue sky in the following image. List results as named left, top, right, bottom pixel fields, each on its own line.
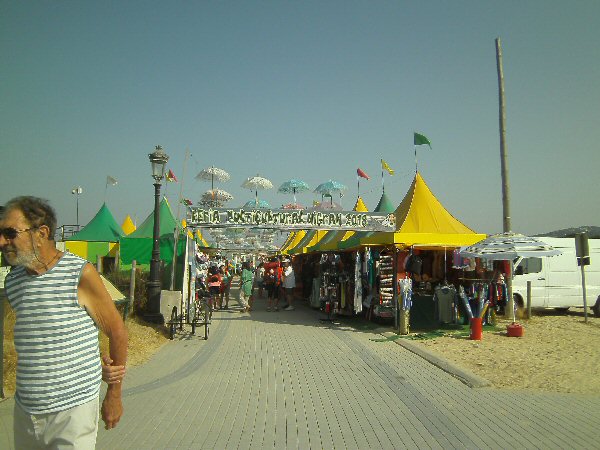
left=2, top=1, right=599, bottom=238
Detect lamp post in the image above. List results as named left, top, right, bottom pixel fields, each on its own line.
left=146, top=145, right=169, bottom=323
left=71, top=186, right=83, bottom=229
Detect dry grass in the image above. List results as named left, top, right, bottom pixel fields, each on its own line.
left=3, top=307, right=169, bottom=397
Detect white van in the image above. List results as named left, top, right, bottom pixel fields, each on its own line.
left=512, top=237, right=600, bottom=314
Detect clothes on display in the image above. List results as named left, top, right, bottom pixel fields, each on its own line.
left=372, top=253, right=394, bottom=319
left=353, top=251, right=363, bottom=313
left=434, top=283, right=456, bottom=324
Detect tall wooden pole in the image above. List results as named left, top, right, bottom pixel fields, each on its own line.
left=496, top=37, right=514, bottom=320
left=496, top=37, right=511, bottom=233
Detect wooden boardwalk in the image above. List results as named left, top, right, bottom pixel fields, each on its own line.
left=1, top=283, right=599, bottom=449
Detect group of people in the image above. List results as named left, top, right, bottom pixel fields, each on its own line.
left=204, top=259, right=235, bottom=310
left=253, top=257, right=296, bottom=312
left=196, top=254, right=297, bottom=314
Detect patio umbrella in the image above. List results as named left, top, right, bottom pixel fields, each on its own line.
left=242, top=174, right=273, bottom=205
left=314, top=179, right=347, bottom=195
left=196, top=166, right=230, bottom=190
left=278, top=179, right=310, bottom=204
left=460, top=232, right=562, bottom=322
left=200, top=188, right=233, bottom=207
left=314, top=180, right=347, bottom=207
left=244, top=199, right=271, bottom=209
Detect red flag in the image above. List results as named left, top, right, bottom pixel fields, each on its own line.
left=182, top=198, right=193, bottom=206
left=166, top=169, right=178, bottom=182
left=357, top=168, right=370, bottom=180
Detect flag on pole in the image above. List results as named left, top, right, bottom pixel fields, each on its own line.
left=414, top=132, right=432, bottom=148
left=381, top=159, right=394, bottom=175
left=357, top=168, right=370, bottom=180
left=181, top=198, right=193, bottom=206
left=106, top=175, right=118, bottom=186
left=166, top=169, right=178, bottom=182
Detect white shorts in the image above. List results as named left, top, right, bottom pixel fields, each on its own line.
left=14, top=396, right=99, bottom=449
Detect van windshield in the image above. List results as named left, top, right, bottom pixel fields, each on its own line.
left=515, top=257, right=542, bottom=274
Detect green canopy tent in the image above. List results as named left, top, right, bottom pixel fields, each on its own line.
left=337, top=191, right=395, bottom=250
left=64, top=203, right=125, bottom=263
left=119, top=198, right=186, bottom=265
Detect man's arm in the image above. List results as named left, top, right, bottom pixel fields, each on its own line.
left=78, top=263, right=128, bottom=430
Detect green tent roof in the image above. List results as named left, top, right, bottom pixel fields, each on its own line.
left=126, top=197, right=178, bottom=239
left=65, top=203, right=124, bottom=242
left=338, top=191, right=396, bottom=250
left=119, top=198, right=185, bottom=264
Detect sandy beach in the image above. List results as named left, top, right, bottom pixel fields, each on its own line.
left=416, top=309, right=600, bottom=394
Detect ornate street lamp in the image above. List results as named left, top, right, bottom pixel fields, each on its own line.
left=146, top=145, right=169, bottom=323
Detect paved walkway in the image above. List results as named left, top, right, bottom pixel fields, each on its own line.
left=2, top=283, right=600, bottom=449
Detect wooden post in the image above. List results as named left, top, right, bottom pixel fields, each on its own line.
left=526, top=281, right=532, bottom=319
left=393, top=248, right=398, bottom=332
left=129, top=260, right=137, bottom=317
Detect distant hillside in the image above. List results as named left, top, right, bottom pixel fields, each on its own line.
left=536, top=226, right=600, bottom=239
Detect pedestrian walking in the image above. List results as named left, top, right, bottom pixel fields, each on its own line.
left=263, top=258, right=281, bottom=311
left=282, top=258, right=296, bottom=310
left=239, top=261, right=254, bottom=312
left=0, top=196, right=128, bottom=449
left=255, top=262, right=265, bottom=298
left=220, top=261, right=233, bottom=309
left=207, top=265, right=222, bottom=310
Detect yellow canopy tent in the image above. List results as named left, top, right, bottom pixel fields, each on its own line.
left=278, top=231, right=297, bottom=254
left=360, top=172, right=486, bottom=249
left=286, top=229, right=329, bottom=255
left=308, top=196, right=369, bottom=252
left=280, top=230, right=307, bottom=254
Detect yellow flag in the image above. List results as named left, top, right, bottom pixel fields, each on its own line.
left=381, top=159, right=395, bottom=175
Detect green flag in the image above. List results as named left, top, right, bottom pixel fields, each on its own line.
left=414, top=132, right=431, bottom=148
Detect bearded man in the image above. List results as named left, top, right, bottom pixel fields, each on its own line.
left=0, top=196, right=127, bottom=449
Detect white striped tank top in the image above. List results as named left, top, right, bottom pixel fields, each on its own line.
left=5, top=252, right=101, bottom=414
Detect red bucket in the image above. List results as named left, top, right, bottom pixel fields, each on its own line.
left=470, top=317, right=483, bottom=340
left=507, top=322, right=524, bottom=337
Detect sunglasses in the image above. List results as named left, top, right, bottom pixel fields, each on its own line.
left=0, top=227, right=37, bottom=240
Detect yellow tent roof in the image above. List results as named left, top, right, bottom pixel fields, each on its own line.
left=361, top=172, right=486, bottom=248
left=310, top=196, right=369, bottom=252
left=121, top=215, right=136, bottom=236
left=279, top=231, right=297, bottom=253
left=281, top=230, right=307, bottom=254
left=196, top=230, right=210, bottom=247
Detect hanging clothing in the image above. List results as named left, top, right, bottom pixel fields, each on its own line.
left=434, top=284, right=456, bottom=324
left=354, top=251, right=363, bottom=313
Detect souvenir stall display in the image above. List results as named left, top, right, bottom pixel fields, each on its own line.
left=318, top=253, right=341, bottom=318
left=451, top=250, right=509, bottom=325
left=371, top=252, right=395, bottom=319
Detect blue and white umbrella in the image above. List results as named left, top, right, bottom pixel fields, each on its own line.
left=278, top=179, right=310, bottom=204
left=243, top=199, right=271, bottom=209
left=314, top=179, right=347, bottom=195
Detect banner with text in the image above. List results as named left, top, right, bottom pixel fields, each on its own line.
left=187, top=208, right=396, bottom=231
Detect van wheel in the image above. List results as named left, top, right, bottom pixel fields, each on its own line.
left=513, top=294, right=524, bottom=309
left=593, top=297, right=600, bottom=318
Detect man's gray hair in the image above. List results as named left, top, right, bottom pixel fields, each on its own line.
left=2, top=196, right=57, bottom=239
